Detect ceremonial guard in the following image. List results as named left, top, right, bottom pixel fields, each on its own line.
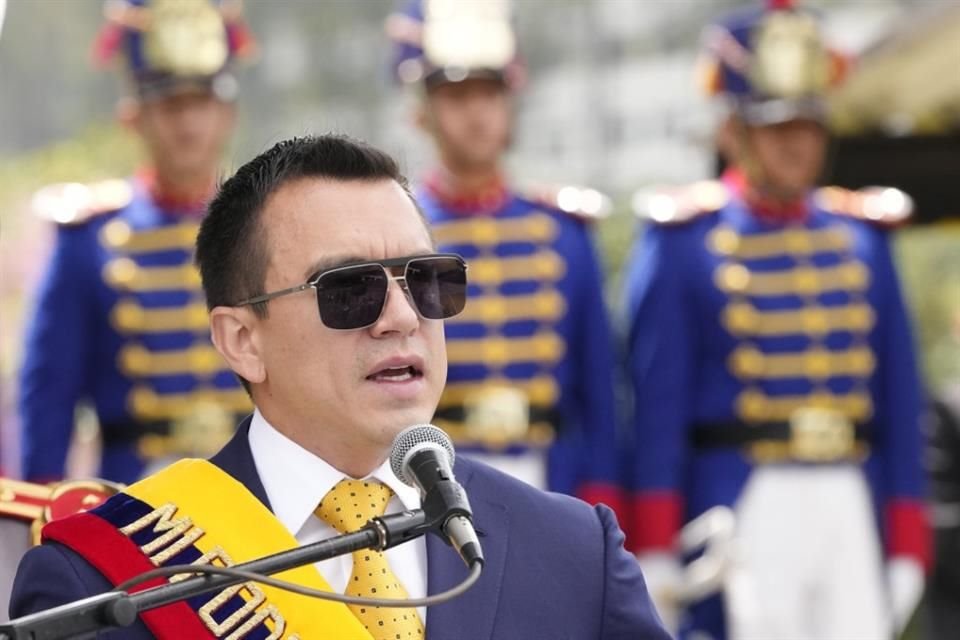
left=387, top=1, right=624, bottom=514
left=0, top=477, right=117, bottom=621
left=622, top=2, right=928, bottom=638
left=18, top=0, right=255, bottom=484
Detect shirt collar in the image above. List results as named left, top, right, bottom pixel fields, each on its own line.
left=248, top=409, right=422, bottom=537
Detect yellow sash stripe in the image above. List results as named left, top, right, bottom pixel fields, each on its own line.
left=100, top=220, right=200, bottom=254
left=735, top=389, right=874, bottom=422
left=714, top=260, right=870, bottom=297
left=119, top=344, right=229, bottom=377
left=111, top=301, right=210, bottom=333
left=728, top=345, right=876, bottom=380
left=125, top=460, right=373, bottom=640
left=437, top=375, right=560, bottom=409
left=446, top=332, right=565, bottom=366
left=708, top=225, right=850, bottom=259
left=103, top=259, right=202, bottom=292
left=433, top=213, right=558, bottom=247
left=465, top=251, right=566, bottom=287
left=448, top=290, right=567, bottom=325
left=721, top=302, right=876, bottom=337
left=128, top=387, right=253, bottom=421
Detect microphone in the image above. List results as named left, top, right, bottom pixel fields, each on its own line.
left=390, top=424, right=484, bottom=568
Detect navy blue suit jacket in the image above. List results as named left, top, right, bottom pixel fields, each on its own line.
left=10, top=423, right=669, bottom=639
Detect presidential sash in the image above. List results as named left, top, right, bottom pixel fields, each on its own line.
left=43, top=459, right=373, bottom=640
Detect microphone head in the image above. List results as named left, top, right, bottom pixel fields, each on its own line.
left=390, top=424, right=456, bottom=487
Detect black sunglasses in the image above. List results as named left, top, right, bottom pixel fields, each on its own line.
left=235, top=253, right=468, bottom=330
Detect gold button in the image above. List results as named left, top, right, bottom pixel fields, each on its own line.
left=736, top=390, right=767, bottom=421
left=534, top=334, right=563, bottom=360
left=718, top=264, right=751, bottom=292
left=802, top=307, right=829, bottom=335
left=846, top=394, right=874, bottom=420
left=483, top=338, right=509, bottom=365
left=473, top=261, right=502, bottom=284
left=536, top=254, right=563, bottom=278
left=189, top=347, right=223, bottom=374
left=535, top=291, right=562, bottom=315
left=113, top=301, right=144, bottom=331
left=844, top=262, right=869, bottom=289
left=793, top=266, right=820, bottom=295
left=189, top=303, right=210, bottom=328
left=184, top=265, right=202, bottom=287
left=527, top=215, right=556, bottom=241
left=101, top=219, right=132, bottom=249
left=723, top=302, right=756, bottom=334
left=730, top=347, right=765, bottom=378
left=849, top=348, right=876, bottom=374
left=480, top=298, right=507, bottom=322
left=527, top=377, right=559, bottom=404
left=804, top=349, right=832, bottom=378
left=129, top=387, right=159, bottom=418
left=709, top=227, right=740, bottom=255
left=119, top=345, right=150, bottom=375
left=847, top=306, right=875, bottom=331
left=473, top=220, right=499, bottom=244
left=103, top=258, right=138, bottom=288
left=784, top=229, right=813, bottom=253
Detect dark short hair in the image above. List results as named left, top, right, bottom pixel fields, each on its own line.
left=196, top=133, right=415, bottom=318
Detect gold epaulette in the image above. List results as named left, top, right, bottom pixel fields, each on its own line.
left=815, top=186, right=913, bottom=227
left=32, top=179, right=133, bottom=225
left=0, top=477, right=121, bottom=544
left=632, top=180, right=728, bottom=224
left=522, top=183, right=612, bottom=222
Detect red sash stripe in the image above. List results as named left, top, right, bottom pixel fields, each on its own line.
left=43, top=512, right=215, bottom=639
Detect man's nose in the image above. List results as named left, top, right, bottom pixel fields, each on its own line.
left=370, top=277, right=420, bottom=336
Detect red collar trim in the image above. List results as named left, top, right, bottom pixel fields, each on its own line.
left=722, top=167, right=809, bottom=224
left=136, top=168, right=213, bottom=217
left=422, top=169, right=510, bottom=216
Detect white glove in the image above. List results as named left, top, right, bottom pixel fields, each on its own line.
left=887, top=556, right=924, bottom=634
left=637, top=551, right=683, bottom=634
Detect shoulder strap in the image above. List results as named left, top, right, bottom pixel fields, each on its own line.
left=633, top=180, right=728, bottom=225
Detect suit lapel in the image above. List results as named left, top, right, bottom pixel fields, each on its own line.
left=425, top=459, right=509, bottom=640
left=209, top=416, right=273, bottom=511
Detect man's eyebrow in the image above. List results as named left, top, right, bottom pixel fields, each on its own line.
left=303, top=255, right=367, bottom=279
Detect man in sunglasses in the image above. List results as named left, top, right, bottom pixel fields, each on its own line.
left=386, top=0, right=625, bottom=523
left=10, top=134, right=671, bottom=640
left=17, top=0, right=256, bottom=485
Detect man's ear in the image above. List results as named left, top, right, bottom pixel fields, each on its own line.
left=115, top=96, right=142, bottom=133
left=209, top=306, right=266, bottom=385
left=413, top=99, right=432, bottom=134
left=716, top=114, right=744, bottom=165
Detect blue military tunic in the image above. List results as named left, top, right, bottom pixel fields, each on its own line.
left=622, top=177, right=927, bottom=618
left=19, top=177, right=250, bottom=483
left=418, top=179, right=623, bottom=511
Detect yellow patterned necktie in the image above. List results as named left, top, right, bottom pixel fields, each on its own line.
left=315, top=479, right=425, bottom=640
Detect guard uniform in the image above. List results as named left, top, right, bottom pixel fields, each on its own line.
left=18, top=0, right=255, bottom=484
left=622, top=3, right=928, bottom=638
left=388, top=1, right=624, bottom=514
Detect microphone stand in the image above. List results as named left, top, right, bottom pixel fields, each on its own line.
left=0, top=509, right=432, bottom=640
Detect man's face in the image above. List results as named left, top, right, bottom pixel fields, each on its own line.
left=423, top=77, right=512, bottom=173
left=132, top=89, right=235, bottom=182
left=745, top=119, right=828, bottom=198
left=253, top=177, right=447, bottom=466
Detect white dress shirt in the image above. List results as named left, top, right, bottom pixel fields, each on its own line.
left=247, top=410, right=428, bottom=622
